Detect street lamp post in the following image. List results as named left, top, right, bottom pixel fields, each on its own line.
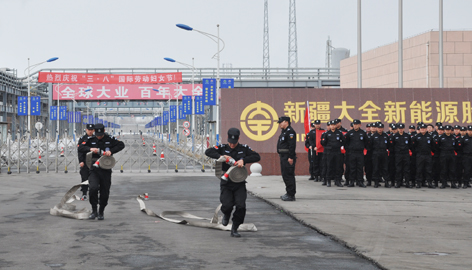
left=176, top=23, right=225, bottom=145
left=25, top=57, right=59, bottom=133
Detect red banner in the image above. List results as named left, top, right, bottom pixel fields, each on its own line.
left=52, top=84, right=202, bottom=100
left=316, top=131, right=324, bottom=153
left=38, top=72, right=182, bottom=84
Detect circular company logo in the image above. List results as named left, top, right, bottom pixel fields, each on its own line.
left=240, top=101, right=279, bottom=141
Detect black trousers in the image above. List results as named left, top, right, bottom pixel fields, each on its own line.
left=440, top=153, right=456, bottom=182
left=88, top=168, right=112, bottom=212
left=220, top=180, right=247, bottom=227
left=364, top=153, right=373, bottom=182
left=280, top=155, right=296, bottom=196
left=326, top=151, right=343, bottom=181
left=321, top=151, right=327, bottom=180
left=463, top=155, right=472, bottom=182
left=395, top=153, right=410, bottom=184
left=432, top=155, right=440, bottom=182
left=372, top=152, right=389, bottom=182
left=348, top=151, right=364, bottom=182
left=455, top=155, right=463, bottom=182
left=79, top=165, right=90, bottom=194
left=309, top=150, right=322, bottom=177
left=410, top=153, right=417, bottom=183
left=388, top=153, right=396, bottom=182
left=415, top=154, right=432, bottom=184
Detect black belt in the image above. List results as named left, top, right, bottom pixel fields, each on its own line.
left=278, top=149, right=289, bottom=154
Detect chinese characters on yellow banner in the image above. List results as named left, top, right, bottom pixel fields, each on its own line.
left=283, top=100, right=472, bottom=124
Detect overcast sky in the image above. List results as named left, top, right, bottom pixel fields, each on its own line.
left=1, top=0, right=472, bottom=76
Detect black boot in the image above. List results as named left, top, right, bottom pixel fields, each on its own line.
left=374, top=179, right=379, bottom=188
left=222, top=214, right=230, bottom=226
left=348, top=180, right=355, bottom=187
left=395, top=181, right=401, bottom=188
left=322, top=178, right=327, bottom=185
left=434, top=180, right=439, bottom=188
left=336, top=179, right=343, bottom=187
left=451, top=181, right=458, bottom=189
left=384, top=180, right=391, bottom=188
left=309, top=175, right=315, bottom=180
left=89, top=211, right=98, bottom=220
left=440, top=179, right=447, bottom=189
left=427, top=181, right=435, bottom=189
left=231, top=224, right=241, bottom=238
left=366, top=180, right=372, bottom=186
left=327, top=179, right=331, bottom=187
left=357, top=180, right=366, bottom=188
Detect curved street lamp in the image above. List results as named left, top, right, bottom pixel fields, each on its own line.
left=24, top=57, right=59, bottom=133
left=176, top=23, right=224, bottom=145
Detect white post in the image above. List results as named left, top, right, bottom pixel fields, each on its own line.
left=439, top=0, right=444, bottom=88
left=176, top=88, right=179, bottom=145
left=398, top=0, right=403, bottom=88
left=216, top=24, right=220, bottom=145
left=357, top=0, right=362, bottom=88
left=72, top=97, right=76, bottom=141
left=191, top=57, right=195, bottom=153
left=27, top=58, right=31, bottom=133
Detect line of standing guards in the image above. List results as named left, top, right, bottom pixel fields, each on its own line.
left=305, top=119, right=472, bottom=189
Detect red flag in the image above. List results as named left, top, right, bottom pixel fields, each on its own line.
left=316, top=131, right=324, bottom=153
left=304, top=101, right=311, bottom=152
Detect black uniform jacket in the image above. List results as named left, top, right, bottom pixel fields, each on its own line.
left=320, top=129, right=344, bottom=152
left=458, top=134, right=472, bottom=154
left=368, top=132, right=390, bottom=153
left=411, top=132, right=434, bottom=155
left=205, top=143, right=261, bottom=172
left=78, top=133, right=125, bottom=161
left=277, top=125, right=297, bottom=159
left=77, top=134, right=94, bottom=163
left=344, top=129, right=368, bottom=152
left=391, top=132, right=412, bottom=154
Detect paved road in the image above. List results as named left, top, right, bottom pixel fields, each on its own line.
left=0, top=173, right=380, bottom=270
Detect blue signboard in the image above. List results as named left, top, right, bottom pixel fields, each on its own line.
left=202, top=78, right=216, bottom=106
left=18, top=96, right=27, bottom=116
left=75, top=111, right=81, bottom=123
left=68, top=111, right=73, bottom=123
left=220, top=78, right=234, bottom=89
left=195, top=96, right=204, bottom=115
left=104, top=120, right=108, bottom=127
left=182, top=96, right=192, bottom=114
left=170, top=105, right=176, bottom=122
left=157, top=116, right=161, bottom=126
left=30, top=96, right=41, bottom=116
left=163, top=111, right=169, bottom=125
left=50, top=106, right=57, bottom=120
left=98, top=119, right=103, bottom=124
left=59, top=106, right=67, bottom=120
left=83, top=115, right=88, bottom=124
left=179, top=105, right=186, bottom=120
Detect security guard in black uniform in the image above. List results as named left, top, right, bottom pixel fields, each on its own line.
left=321, top=121, right=345, bottom=187
left=321, top=121, right=330, bottom=186
left=365, top=123, right=375, bottom=186
left=276, top=116, right=297, bottom=201
left=77, top=124, right=94, bottom=200
left=391, top=124, right=413, bottom=188
left=305, top=122, right=316, bottom=180
left=437, top=125, right=458, bottom=189
left=411, top=124, right=434, bottom=188
left=458, top=125, right=472, bottom=189
left=78, top=123, right=125, bottom=220
left=431, top=123, right=442, bottom=187
left=369, top=123, right=390, bottom=188
left=344, top=119, right=367, bottom=187
left=306, top=120, right=324, bottom=182
left=205, top=128, right=261, bottom=237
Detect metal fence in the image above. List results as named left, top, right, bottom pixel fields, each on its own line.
left=0, top=132, right=215, bottom=175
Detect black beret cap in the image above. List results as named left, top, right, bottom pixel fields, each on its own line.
left=438, top=126, right=445, bottom=130
left=461, top=126, right=467, bottom=131
left=409, top=125, right=415, bottom=129
left=377, top=123, right=385, bottom=128
left=445, top=125, right=452, bottom=130
left=397, top=123, right=405, bottom=129
left=353, top=119, right=361, bottom=124
left=454, top=125, right=461, bottom=129
left=468, top=125, right=472, bottom=130
left=314, top=120, right=321, bottom=124
left=86, top=124, right=94, bottom=130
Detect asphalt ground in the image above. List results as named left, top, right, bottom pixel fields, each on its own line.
left=0, top=172, right=380, bottom=270
left=247, top=175, right=472, bottom=270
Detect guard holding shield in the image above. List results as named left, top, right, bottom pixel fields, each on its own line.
left=205, top=128, right=260, bottom=237
left=78, top=123, right=125, bottom=220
